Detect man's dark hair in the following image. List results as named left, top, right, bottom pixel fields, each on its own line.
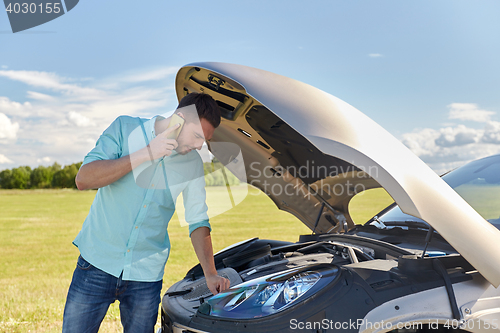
left=177, top=93, right=221, bottom=128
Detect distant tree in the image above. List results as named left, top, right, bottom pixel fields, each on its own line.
left=0, top=169, right=13, bottom=189
left=0, top=159, right=239, bottom=189
left=65, top=164, right=79, bottom=188
left=52, top=170, right=65, bottom=188
left=0, top=162, right=82, bottom=189
left=10, top=166, right=32, bottom=189
left=30, top=165, right=54, bottom=188
left=52, top=163, right=80, bottom=188
left=50, top=162, right=62, bottom=173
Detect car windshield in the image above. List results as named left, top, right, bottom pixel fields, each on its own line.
left=375, top=155, right=500, bottom=229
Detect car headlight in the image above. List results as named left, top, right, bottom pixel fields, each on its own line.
left=199, top=264, right=339, bottom=319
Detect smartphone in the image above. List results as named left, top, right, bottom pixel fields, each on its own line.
left=166, top=113, right=185, bottom=139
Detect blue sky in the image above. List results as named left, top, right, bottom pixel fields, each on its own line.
left=1, top=0, right=499, bottom=173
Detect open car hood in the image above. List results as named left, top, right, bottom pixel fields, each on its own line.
left=175, top=62, right=500, bottom=287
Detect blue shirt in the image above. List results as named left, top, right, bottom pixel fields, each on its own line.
left=73, top=115, right=211, bottom=282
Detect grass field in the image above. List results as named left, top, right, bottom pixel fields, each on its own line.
left=0, top=186, right=392, bottom=332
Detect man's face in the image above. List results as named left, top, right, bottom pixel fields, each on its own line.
left=175, top=118, right=215, bottom=155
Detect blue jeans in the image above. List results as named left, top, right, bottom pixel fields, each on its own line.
left=62, top=255, right=163, bottom=333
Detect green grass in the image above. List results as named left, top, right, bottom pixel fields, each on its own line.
left=0, top=190, right=96, bottom=332
left=349, top=188, right=394, bottom=223
left=0, top=186, right=392, bottom=332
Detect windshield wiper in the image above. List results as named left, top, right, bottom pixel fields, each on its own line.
left=369, top=216, right=387, bottom=229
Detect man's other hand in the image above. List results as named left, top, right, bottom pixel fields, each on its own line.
left=190, top=227, right=230, bottom=295
left=206, top=274, right=230, bottom=295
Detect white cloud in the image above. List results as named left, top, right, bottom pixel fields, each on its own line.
left=0, top=154, right=14, bottom=164
left=67, top=111, right=95, bottom=127
left=0, top=67, right=177, bottom=169
left=0, top=96, right=32, bottom=117
left=1, top=65, right=7, bottom=69
left=401, top=128, right=439, bottom=157
left=85, top=86, right=169, bottom=115
left=27, top=91, right=56, bottom=102
left=434, top=125, right=480, bottom=147
left=119, top=67, right=178, bottom=83
left=368, top=53, right=383, bottom=58
left=0, top=113, right=19, bottom=142
left=482, top=121, right=500, bottom=144
left=0, top=70, right=68, bottom=89
left=402, top=120, right=500, bottom=173
left=0, top=69, right=173, bottom=122
left=448, top=103, right=495, bottom=122
left=36, top=156, right=51, bottom=164
left=0, top=70, right=104, bottom=100
left=402, top=103, right=500, bottom=173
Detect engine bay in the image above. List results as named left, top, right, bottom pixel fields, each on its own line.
left=162, top=235, right=414, bottom=326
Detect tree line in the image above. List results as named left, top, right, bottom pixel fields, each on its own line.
left=0, top=162, right=82, bottom=189
left=0, top=160, right=240, bottom=189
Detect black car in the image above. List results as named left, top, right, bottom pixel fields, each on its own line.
left=160, top=62, right=500, bottom=333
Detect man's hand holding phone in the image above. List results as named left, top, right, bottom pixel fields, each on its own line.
left=147, top=123, right=181, bottom=160
left=143, top=113, right=185, bottom=161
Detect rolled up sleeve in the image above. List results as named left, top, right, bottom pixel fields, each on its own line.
left=82, top=117, right=124, bottom=166
left=188, top=219, right=211, bottom=237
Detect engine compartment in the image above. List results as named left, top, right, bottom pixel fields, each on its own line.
left=162, top=235, right=414, bottom=328
left=184, top=234, right=414, bottom=281
left=162, top=234, right=478, bottom=333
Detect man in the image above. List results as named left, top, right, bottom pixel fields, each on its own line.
left=63, top=93, right=230, bottom=333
